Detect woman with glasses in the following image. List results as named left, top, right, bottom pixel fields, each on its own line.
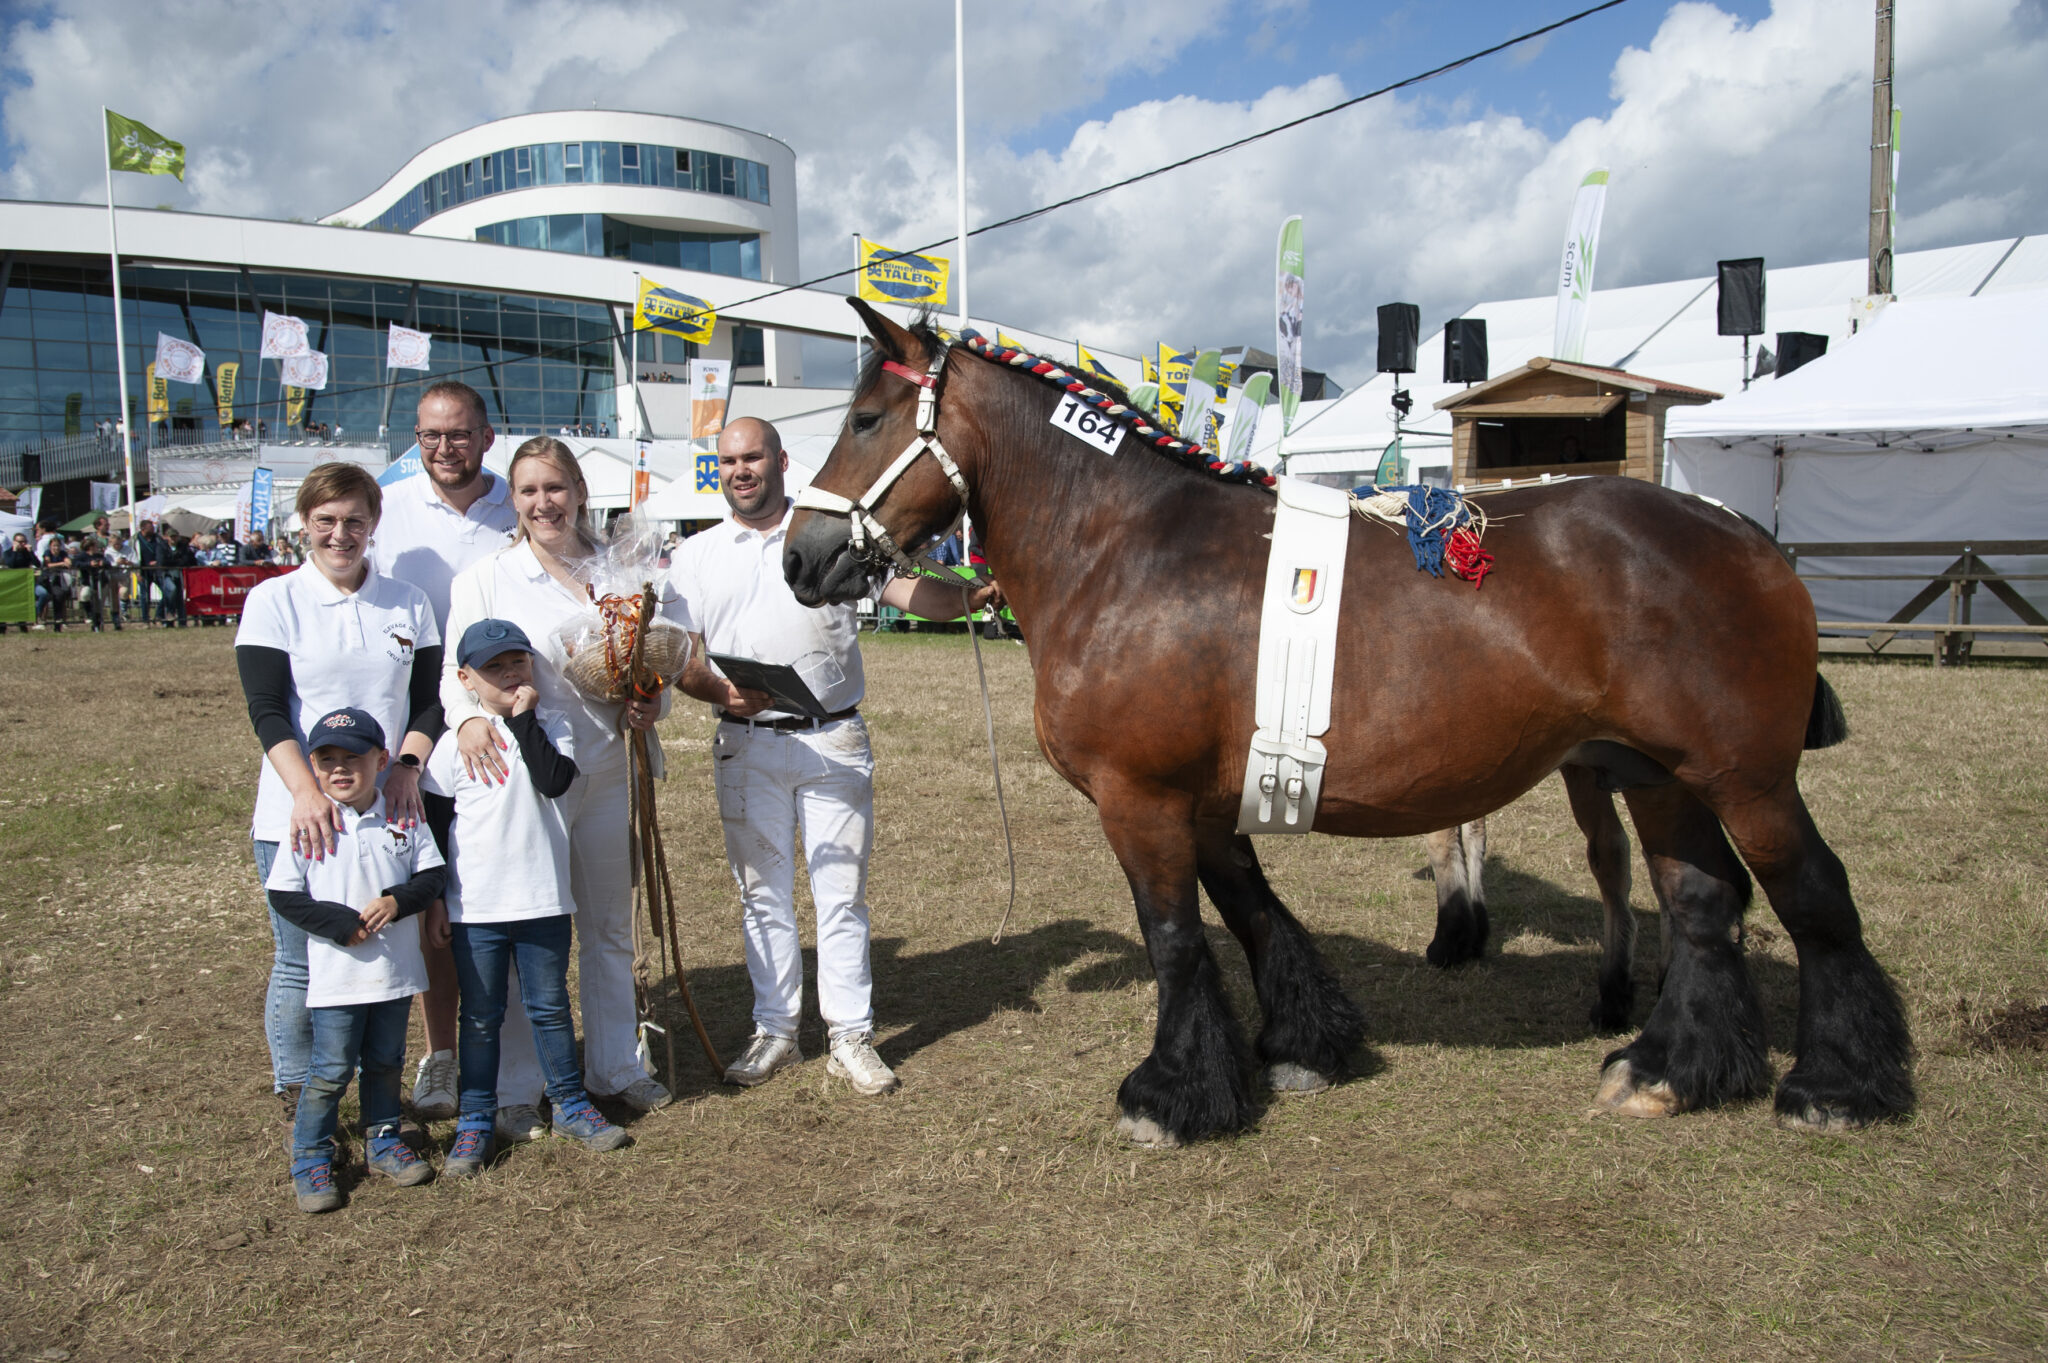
left=234, top=462, right=444, bottom=1125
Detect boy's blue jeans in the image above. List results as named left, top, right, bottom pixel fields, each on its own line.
left=292, top=996, right=411, bottom=1163
left=254, top=838, right=313, bottom=1094
left=450, top=916, right=585, bottom=1121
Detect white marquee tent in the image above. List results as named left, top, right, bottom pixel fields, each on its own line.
left=1663, top=288, right=2048, bottom=629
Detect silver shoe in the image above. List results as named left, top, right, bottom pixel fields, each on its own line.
left=826, top=1033, right=899, bottom=1096
left=494, top=1104, right=546, bottom=1145
left=411, top=1050, right=458, bottom=1121
left=602, top=1077, right=673, bottom=1112
left=723, top=1031, right=802, bottom=1087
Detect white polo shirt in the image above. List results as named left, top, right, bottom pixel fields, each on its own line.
left=236, top=565, right=440, bottom=841
left=442, top=541, right=628, bottom=778
left=263, top=794, right=444, bottom=1007
left=370, top=469, right=518, bottom=632
left=420, top=709, right=577, bottom=923
left=663, top=502, right=883, bottom=720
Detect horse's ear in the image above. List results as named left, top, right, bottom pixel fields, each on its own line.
left=848, top=297, right=914, bottom=362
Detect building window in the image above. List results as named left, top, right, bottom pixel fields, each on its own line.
left=733, top=324, right=764, bottom=369
left=369, top=140, right=770, bottom=230
left=620, top=143, right=639, bottom=186
left=462, top=161, right=474, bottom=185
left=481, top=157, right=492, bottom=182
left=675, top=148, right=690, bottom=175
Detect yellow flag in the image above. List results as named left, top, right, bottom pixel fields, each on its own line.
left=1076, top=344, right=1120, bottom=385
left=636, top=277, right=717, bottom=344
left=215, top=362, right=239, bottom=425
left=285, top=386, right=307, bottom=427
left=997, top=330, right=1029, bottom=352
left=1142, top=353, right=1158, bottom=384
left=146, top=362, right=168, bottom=424
left=1156, top=344, right=1193, bottom=429
left=856, top=238, right=950, bottom=306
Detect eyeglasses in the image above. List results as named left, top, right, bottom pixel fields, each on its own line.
left=415, top=429, right=477, bottom=449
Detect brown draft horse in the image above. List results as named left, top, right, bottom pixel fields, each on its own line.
left=784, top=303, right=1913, bottom=1146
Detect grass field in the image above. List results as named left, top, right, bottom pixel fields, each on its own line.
left=1, top=626, right=2043, bottom=1360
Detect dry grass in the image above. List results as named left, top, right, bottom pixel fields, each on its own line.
left=0, top=627, right=2044, bottom=1361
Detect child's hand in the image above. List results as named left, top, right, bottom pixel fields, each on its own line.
left=346, top=920, right=373, bottom=947
left=358, top=895, right=399, bottom=934
left=511, top=684, right=539, bottom=715
left=426, top=899, right=451, bottom=948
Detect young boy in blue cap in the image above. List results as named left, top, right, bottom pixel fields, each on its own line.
left=422, top=617, right=630, bottom=1178
left=265, top=706, right=448, bottom=1213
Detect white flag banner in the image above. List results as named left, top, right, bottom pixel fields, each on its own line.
left=15, top=486, right=39, bottom=526
left=280, top=351, right=329, bottom=390
left=154, top=332, right=205, bottom=384
left=235, top=479, right=254, bottom=544
left=90, top=482, right=123, bottom=513
left=386, top=323, right=432, bottom=370
left=1552, top=168, right=1609, bottom=363
left=260, top=311, right=311, bottom=359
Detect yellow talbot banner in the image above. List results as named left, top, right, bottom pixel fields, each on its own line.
left=856, top=238, right=949, bottom=307
left=215, top=362, right=239, bottom=425
left=636, top=277, right=717, bottom=345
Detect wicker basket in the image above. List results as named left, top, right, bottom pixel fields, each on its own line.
left=560, top=615, right=694, bottom=704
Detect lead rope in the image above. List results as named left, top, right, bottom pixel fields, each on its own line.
left=962, top=583, right=1018, bottom=944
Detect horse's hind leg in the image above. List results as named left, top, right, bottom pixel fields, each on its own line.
left=1560, top=766, right=1637, bottom=1032
left=1423, top=819, right=1489, bottom=966
left=1197, top=829, right=1366, bottom=1094
left=1717, top=788, right=1914, bottom=1129
left=1098, top=792, right=1258, bottom=1146
left=1593, top=785, right=1772, bottom=1118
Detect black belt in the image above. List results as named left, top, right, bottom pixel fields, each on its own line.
left=717, top=706, right=859, bottom=732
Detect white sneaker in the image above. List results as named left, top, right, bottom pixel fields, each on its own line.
left=723, top=1031, right=802, bottom=1087
left=599, top=1077, right=673, bottom=1112
left=494, top=1104, right=546, bottom=1145
left=827, top=1033, right=900, bottom=1096
left=411, top=1050, right=457, bottom=1121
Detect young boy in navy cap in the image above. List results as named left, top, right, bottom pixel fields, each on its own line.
left=422, top=618, right=630, bottom=1178
left=265, top=707, right=448, bottom=1213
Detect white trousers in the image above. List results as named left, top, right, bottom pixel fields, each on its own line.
left=498, top=766, right=644, bottom=1104
left=713, top=716, right=877, bottom=1042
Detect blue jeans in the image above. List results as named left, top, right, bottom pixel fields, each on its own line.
left=450, top=917, right=585, bottom=1122
left=254, top=838, right=313, bottom=1094
left=292, top=996, right=410, bottom=1163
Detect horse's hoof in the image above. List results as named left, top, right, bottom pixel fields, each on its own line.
left=1774, top=1103, right=1872, bottom=1134
left=1589, top=1058, right=1682, bottom=1119
left=1116, top=1114, right=1182, bottom=1149
left=1266, top=1062, right=1332, bottom=1095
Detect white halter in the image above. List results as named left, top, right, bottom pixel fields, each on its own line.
left=790, top=340, right=969, bottom=578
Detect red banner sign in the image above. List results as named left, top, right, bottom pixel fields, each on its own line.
left=185, top=565, right=285, bottom=616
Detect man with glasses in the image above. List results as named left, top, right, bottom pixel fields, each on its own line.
left=372, top=379, right=519, bottom=1122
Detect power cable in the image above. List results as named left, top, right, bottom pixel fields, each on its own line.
left=308, top=0, right=1635, bottom=408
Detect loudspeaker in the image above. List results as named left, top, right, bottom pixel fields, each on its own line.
left=1717, top=258, right=1765, bottom=336
left=1377, top=303, right=1420, bottom=374
left=1774, top=330, right=1828, bottom=379
left=22, top=452, right=40, bottom=484
left=1442, top=318, right=1488, bottom=383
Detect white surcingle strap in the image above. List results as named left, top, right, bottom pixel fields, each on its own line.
left=792, top=339, right=968, bottom=578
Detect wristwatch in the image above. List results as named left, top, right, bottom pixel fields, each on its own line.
left=397, top=753, right=422, bottom=770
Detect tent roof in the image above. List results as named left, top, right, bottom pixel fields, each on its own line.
left=1665, top=288, right=2048, bottom=441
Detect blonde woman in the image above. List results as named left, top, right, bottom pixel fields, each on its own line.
left=441, top=438, right=669, bottom=1140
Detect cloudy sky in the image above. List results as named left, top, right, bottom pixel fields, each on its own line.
left=3, top=0, right=2043, bottom=387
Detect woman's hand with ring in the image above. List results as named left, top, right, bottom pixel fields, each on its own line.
left=458, top=716, right=510, bottom=784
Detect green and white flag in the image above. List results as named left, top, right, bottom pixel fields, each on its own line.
left=1551, top=168, right=1608, bottom=362
left=105, top=110, right=184, bottom=180
left=1275, top=216, right=1305, bottom=434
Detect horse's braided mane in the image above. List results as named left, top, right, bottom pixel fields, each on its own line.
left=874, top=316, right=1277, bottom=490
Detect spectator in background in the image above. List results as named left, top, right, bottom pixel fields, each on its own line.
left=4, top=532, right=41, bottom=631
left=39, top=534, right=73, bottom=630
left=244, top=532, right=275, bottom=565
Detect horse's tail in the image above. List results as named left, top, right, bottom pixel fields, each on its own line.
left=1805, top=674, right=1849, bottom=750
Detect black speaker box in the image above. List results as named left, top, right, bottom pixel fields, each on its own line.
left=1774, top=331, right=1828, bottom=379
left=1442, top=318, right=1488, bottom=383
left=1717, top=258, right=1766, bottom=336
left=1377, top=303, right=1420, bottom=374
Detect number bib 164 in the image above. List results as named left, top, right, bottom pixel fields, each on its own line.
left=1049, top=397, right=1124, bottom=455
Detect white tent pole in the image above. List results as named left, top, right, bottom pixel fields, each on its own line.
left=954, top=0, right=969, bottom=327
left=102, top=108, right=139, bottom=535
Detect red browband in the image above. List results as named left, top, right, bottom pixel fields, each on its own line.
left=880, top=359, right=935, bottom=388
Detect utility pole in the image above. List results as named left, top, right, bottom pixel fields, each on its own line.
left=1867, top=0, right=1896, bottom=298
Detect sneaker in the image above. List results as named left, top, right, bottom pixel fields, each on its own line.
left=292, top=1157, right=343, bottom=1214
left=723, top=1031, right=802, bottom=1087
left=411, top=1050, right=458, bottom=1121
left=827, top=1033, right=900, bottom=1096
left=442, top=1122, right=493, bottom=1180
left=494, top=1104, right=547, bottom=1145
left=366, top=1135, right=434, bottom=1187
left=595, top=1077, right=673, bottom=1113
left=552, top=1099, right=632, bottom=1152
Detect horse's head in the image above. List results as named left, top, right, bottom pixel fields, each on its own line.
left=785, top=299, right=972, bottom=606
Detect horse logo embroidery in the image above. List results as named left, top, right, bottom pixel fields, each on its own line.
left=1288, top=565, right=1325, bottom=614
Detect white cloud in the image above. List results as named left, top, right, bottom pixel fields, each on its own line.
left=3, top=0, right=2040, bottom=388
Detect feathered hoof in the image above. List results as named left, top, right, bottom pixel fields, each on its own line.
left=1116, top=1114, right=1182, bottom=1150
left=1589, top=1057, right=1684, bottom=1119
left=1773, top=1102, right=1873, bottom=1134
left=1266, top=1062, right=1332, bottom=1095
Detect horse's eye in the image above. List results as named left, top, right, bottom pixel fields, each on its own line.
left=852, top=412, right=881, bottom=435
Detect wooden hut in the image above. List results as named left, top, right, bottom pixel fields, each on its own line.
left=1434, top=357, right=1720, bottom=486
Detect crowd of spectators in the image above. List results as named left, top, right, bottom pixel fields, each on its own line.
left=3, top=516, right=309, bottom=632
